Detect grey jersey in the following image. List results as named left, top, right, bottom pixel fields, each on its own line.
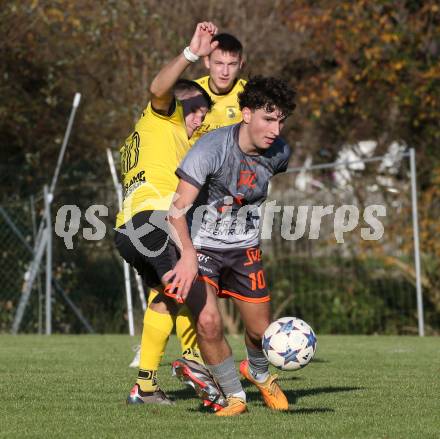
left=176, top=124, right=291, bottom=249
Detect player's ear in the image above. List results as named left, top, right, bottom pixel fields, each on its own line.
left=203, top=55, right=210, bottom=70
left=242, top=107, right=252, bottom=123
left=239, top=57, right=245, bottom=70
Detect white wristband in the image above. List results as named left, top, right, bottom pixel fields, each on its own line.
left=183, top=46, right=199, bottom=63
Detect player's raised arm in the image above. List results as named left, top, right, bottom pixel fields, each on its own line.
left=163, top=180, right=201, bottom=302
left=150, top=21, right=219, bottom=114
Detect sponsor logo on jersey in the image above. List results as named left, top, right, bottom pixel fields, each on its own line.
left=124, top=170, right=146, bottom=198
left=226, top=106, right=237, bottom=119
left=238, top=170, right=257, bottom=189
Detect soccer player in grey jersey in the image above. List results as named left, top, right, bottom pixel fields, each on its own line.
left=165, top=76, right=296, bottom=416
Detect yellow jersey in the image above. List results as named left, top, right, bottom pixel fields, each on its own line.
left=115, top=101, right=189, bottom=228
left=190, top=76, right=246, bottom=145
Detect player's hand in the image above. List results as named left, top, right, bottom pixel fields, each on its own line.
left=189, top=21, right=218, bottom=57
left=163, top=249, right=198, bottom=303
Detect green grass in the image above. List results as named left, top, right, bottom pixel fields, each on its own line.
left=0, top=335, right=439, bottom=439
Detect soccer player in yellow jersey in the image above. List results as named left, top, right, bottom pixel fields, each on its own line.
left=115, top=22, right=225, bottom=406
left=190, top=33, right=246, bottom=145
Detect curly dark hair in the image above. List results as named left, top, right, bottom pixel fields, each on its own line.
left=238, top=76, right=296, bottom=118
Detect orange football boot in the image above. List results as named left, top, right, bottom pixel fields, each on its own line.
left=215, top=396, right=247, bottom=417
left=239, top=359, right=288, bottom=411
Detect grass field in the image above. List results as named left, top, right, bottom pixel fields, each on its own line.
left=0, top=335, right=438, bottom=439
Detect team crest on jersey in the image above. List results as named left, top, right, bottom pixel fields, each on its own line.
left=226, top=106, right=237, bottom=119
left=238, top=170, right=257, bottom=189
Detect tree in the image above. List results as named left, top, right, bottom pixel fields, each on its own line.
left=280, top=0, right=439, bottom=182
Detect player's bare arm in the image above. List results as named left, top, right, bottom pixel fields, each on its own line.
left=150, top=21, right=219, bottom=114
left=163, top=180, right=201, bottom=301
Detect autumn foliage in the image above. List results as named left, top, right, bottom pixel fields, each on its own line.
left=0, top=0, right=438, bottom=332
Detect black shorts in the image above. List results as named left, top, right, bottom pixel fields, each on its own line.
left=114, top=210, right=177, bottom=288
left=196, top=246, right=270, bottom=303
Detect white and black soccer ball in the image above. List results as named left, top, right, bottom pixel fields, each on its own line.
left=262, top=317, right=317, bottom=371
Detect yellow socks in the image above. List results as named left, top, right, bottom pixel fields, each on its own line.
left=136, top=306, right=175, bottom=392
left=135, top=289, right=203, bottom=393
left=147, top=288, right=160, bottom=306
left=176, top=305, right=203, bottom=365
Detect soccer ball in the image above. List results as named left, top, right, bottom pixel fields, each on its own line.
left=262, top=317, right=317, bottom=371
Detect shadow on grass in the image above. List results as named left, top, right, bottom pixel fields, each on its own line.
left=290, top=407, right=334, bottom=414
left=242, top=384, right=363, bottom=406
left=292, top=386, right=363, bottom=400
left=186, top=406, right=335, bottom=414
left=170, top=385, right=361, bottom=415
left=187, top=405, right=222, bottom=414
left=168, top=387, right=199, bottom=399
left=171, top=379, right=362, bottom=402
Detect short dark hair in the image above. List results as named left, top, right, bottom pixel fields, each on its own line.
left=211, top=33, right=243, bottom=56
left=174, top=79, right=213, bottom=110
left=238, top=76, right=296, bottom=118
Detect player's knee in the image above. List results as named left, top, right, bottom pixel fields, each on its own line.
left=197, top=311, right=222, bottom=341
left=246, top=326, right=266, bottom=345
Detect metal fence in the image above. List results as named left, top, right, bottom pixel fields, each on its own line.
left=262, top=149, right=438, bottom=335
left=0, top=93, right=145, bottom=336
left=1, top=149, right=438, bottom=335
left=0, top=181, right=146, bottom=335
left=0, top=200, right=38, bottom=332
